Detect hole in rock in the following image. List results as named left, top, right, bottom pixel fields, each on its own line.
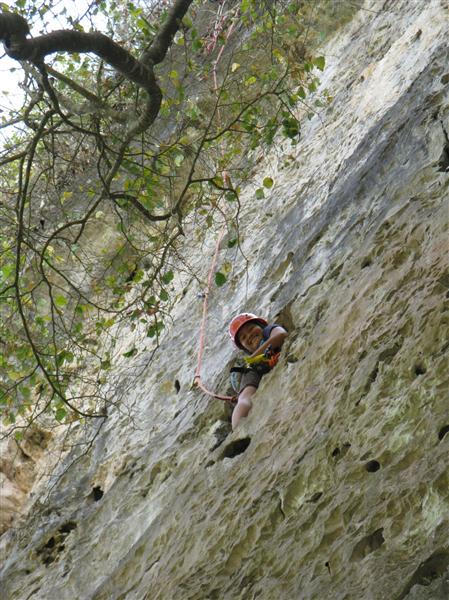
left=350, top=528, right=385, bottom=562
left=332, top=443, right=351, bottom=460
left=438, top=425, right=449, bottom=441
left=437, top=272, right=449, bottom=289
left=44, top=537, right=55, bottom=549
left=414, top=363, right=427, bottom=376
left=210, top=421, right=232, bottom=452
left=399, top=550, right=449, bottom=598
left=437, top=142, right=449, bottom=172
left=59, top=521, right=77, bottom=535
left=221, top=437, right=251, bottom=459
left=378, top=343, right=402, bottom=364
left=43, top=556, right=55, bottom=567
left=307, top=492, right=323, bottom=503
left=273, top=303, right=295, bottom=335
left=358, top=350, right=367, bottom=361
left=361, top=257, right=372, bottom=269
left=89, top=486, right=104, bottom=502
left=174, top=380, right=181, bottom=393
left=328, top=263, right=343, bottom=281
left=365, top=460, right=381, bottom=472
left=368, top=364, right=379, bottom=384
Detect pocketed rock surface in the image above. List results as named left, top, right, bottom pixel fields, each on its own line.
left=1, top=1, right=448, bottom=599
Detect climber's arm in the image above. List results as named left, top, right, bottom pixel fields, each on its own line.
left=248, top=326, right=288, bottom=358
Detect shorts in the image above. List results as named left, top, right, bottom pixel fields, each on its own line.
left=239, top=369, right=263, bottom=394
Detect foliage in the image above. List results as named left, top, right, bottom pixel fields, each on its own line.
left=0, top=0, right=349, bottom=431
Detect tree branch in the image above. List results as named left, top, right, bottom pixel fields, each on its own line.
left=143, top=0, right=192, bottom=65
left=1, top=2, right=193, bottom=122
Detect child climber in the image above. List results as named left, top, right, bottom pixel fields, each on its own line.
left=228, top=313, right=288, bottom=429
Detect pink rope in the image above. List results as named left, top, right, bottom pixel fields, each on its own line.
left=193, top=4, right=240, bottom=404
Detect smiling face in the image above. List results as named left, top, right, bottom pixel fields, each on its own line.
left=237, top=321, right=264, bottom=353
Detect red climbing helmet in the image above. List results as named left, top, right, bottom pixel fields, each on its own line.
left=229, top=313, right=268, bottom=350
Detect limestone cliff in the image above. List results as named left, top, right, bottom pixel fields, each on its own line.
left=1, top=1, right=448, bottom=599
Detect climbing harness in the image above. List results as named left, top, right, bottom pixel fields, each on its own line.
left=229, top=347, right=280, bottom=394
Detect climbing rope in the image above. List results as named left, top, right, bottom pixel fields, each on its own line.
left=193, top=4, right=240, bottom=405
left=193, top=224, right=236, bottom=403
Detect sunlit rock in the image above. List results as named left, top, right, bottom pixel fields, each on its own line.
left=1, top=1, right=448, bottom=599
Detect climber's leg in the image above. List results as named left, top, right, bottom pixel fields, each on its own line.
left=232, top=385, right=257, bottom=429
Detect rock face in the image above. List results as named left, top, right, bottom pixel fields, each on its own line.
left=1, top=1, right=448, bottom=599
left=0, top=427, right=52, bottom=535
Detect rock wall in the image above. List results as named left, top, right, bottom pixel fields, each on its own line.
left=0, top=426, right=52, bottom=535
left=1, top=1, right=448, bottom=599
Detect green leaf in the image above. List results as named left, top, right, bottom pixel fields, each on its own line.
left=55, top=407, right=67, bottom=422
left=1, top=264, right=14, bottom=279
left=160, top=289, right=169, bottom=302
left=55, top=295, right=68, bottom=307
left=182, top=15, right=193, bottom=28
left=255, top=188, right=265, bottom=200
left=161, top=270, right=174, bottom=284
left=263, top=177, right=274, bottom=189
left=147, top=322, right=164, bottom=338
left=313, top=56, right=326, bottom=71
left=8, top=371, right=22, bottom=382
left=227, top=238, right=237, bottom=248
left=192, top=38, right=203, bottom=52
left=20, top=386, right=31, bottom=399
left=173, top=151, right=184, bottom=167
left=222, top=261, right=232, bottom=276
left=215, top=272, right=227, bottom=287
left=14, top=430, right=23, bottom=442
left=123, top=347, right=138, bottom=358
left=4, top=412, right=15, bottom=425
